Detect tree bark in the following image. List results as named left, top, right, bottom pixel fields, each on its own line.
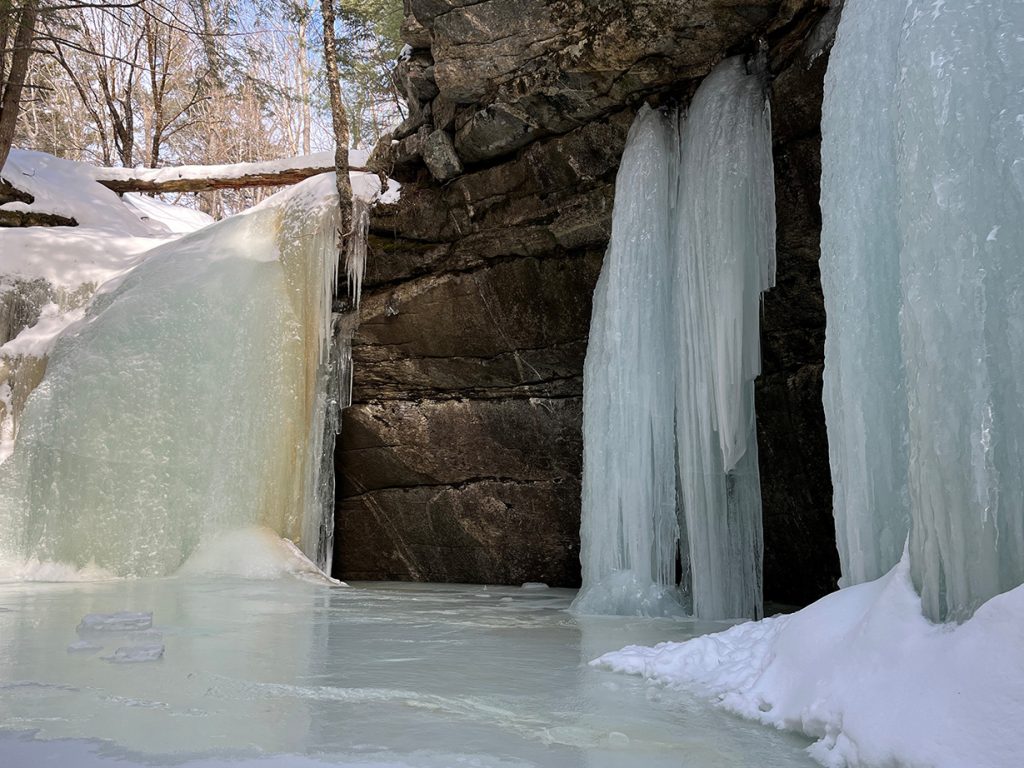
left=320, top=0, right=353, bottom=268
left=0, top=0, right=39, bottom=174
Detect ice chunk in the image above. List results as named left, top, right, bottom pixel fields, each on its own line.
left=105, top=644, right=165, bottom=664
left=66, top=640, right=103, bottom=654
left=76, top=612, right=153, bottom=634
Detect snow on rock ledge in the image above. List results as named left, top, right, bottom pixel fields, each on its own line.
left=594, top=554, right=1024, bottom=768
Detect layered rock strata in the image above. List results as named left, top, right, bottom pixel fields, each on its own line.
left=336, top=0, right=841, bottom=603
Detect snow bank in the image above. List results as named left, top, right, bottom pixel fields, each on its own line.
left=1, top=148, right=210, bottom=290
left=594, top=554, right=1024, bottom=768
left=2, top=149, right=154, bottom=233
left=124, top=193, right=215, bottom=234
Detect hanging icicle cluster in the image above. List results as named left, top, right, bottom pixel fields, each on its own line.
left=573, top=56, right=776, bottom=621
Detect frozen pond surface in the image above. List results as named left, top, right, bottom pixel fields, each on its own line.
left=0, top=578, right=816, bottom=767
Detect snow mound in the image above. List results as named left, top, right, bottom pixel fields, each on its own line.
left=0, top=557, right=117, bottom=582
left=594, top=553, right=1024, bottom=768
left=176, top=527, right=342, bottom=584
left=124, top=193, right=215, bottom=234
left=2, top=149, right=154, bottom=233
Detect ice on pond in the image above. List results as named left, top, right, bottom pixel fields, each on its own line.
left=0, top=577, right=820, bottom=767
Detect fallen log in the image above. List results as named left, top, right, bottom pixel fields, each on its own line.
left=91, top=153, right=371, bottom=195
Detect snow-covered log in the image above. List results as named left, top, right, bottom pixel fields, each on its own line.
left=91, top=152, right=371, bottom=194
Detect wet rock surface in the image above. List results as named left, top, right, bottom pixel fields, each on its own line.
left=336, top=0, right=841, bottom=603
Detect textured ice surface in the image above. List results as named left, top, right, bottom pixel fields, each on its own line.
left=66, top=640, right=102, bottom=654
left=821, top=0, right=1024, bottom=621
left=0, top=578, right=819, bottom=767
left=0, top=174, right=352, bottom=576
left=575, top=57, right=774, bottom=620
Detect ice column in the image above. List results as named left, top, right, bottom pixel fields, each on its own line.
left=822, top=0, right=1024, bottom=621
left=819, top=0, right=910, bottom=588
left=0, top=174, right=354, bottom=577
left=574, top=57, right=775, bottom=620
left=674, top=57, right=775, bottom=621
left=572, top=106, right=684, bottom=617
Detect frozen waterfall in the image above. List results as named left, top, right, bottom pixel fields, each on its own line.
left=572, top=105, right=684, bottom=618
left=822, top=0, right=1024, bottom=621
left=573, top=56, right=775, bottom=620
left=0, top=174, right=361, bottom=578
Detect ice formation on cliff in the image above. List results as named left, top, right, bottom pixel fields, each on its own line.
left=0, top=172, right=362, bottom=577
left=821, top=0, right=1024, bottom=621
left=574, top=56, right=775, bottom=620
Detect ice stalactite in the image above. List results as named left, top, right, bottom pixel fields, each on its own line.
left=0, top=173, right=363, bottom=577
left=573, top=56, right=775, bottom=620
left=822, top=0, right=1024, bottom=621
left=819, top=0, right=910, bottom=592
left=674, top=56, right=775, bottom=621
left=572, top=105, right=684, bottom=618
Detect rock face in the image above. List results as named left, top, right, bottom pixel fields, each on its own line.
left=335, top=0, right=842, bottom=604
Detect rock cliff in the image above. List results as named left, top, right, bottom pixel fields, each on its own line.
left=335, top=0, right=841, bottom=605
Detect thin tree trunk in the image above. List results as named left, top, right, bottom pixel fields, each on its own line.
left=0, top=0, right=38, bottom=173
left=298, top=21, right=311, bottom=155
left=320, top=0, right=352, bottom=254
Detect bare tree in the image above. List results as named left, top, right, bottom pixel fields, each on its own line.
left=0, top=0, right=39, bottom=172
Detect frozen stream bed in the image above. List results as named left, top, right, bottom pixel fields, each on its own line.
left=0, top=578, right=816, bottom=767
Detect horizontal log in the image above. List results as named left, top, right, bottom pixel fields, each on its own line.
left=92, top=154, right=371, bottom=194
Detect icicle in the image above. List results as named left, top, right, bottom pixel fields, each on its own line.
left=574, top=56, right=775, bottom=620
left=820, top=0, right=910, bottom=591
left=822, top=0, right=1024, bottom=621
left=346, top=198, right=370, bottom=310
left=298, top=191, right=368, bottom=573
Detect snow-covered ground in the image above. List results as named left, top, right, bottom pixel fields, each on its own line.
left=595, top=552, right=1024, bottom=768
left=1, top=149, right=195, bottom=288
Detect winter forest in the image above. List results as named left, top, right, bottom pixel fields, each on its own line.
left=1, top=1, right=1023, bottom=768
left=1, top=0, right=402, bottom=214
